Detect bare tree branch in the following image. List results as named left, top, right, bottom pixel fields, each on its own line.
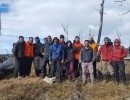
left=61, top=23, right=69, bottom=41
left=119, top=10, right=130, bottom=16
left=93, top=6, right=101, bottom=13
left=114, top=0, right=127, bottom=6
left=117, top=28, right=121, bottom=41
left=93, top=5, right=107, bottom=14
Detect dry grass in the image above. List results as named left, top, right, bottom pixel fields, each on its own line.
left=0, top=62, right=130, bottom=100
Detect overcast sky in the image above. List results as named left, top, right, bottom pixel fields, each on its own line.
left=0, top=0, right=130, bottom=54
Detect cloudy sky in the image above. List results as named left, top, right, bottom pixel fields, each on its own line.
left=0, top=0, right=130, bottom=54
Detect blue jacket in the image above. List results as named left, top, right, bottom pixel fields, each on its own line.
left=49, top=43, right=65, bottom=61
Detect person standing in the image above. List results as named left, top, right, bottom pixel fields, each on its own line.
left=49, top=37, right=65, bottom=82
left=97, top=37, right=114, bottom=83
left=59, top=35, right=66, bottom=80
left=111, top=39, right=128, bottom=85
left=41, top=36, right=52, bottom=78
left=24, top=37, right=34, bottom=77
left=89, top=36, right=98, bottom=79
left=33, top=37, right=43, bottom=76
left=79, top=40, right=96, bottom=85
left=65, top=41, right=75, bottom=81
left=12, top=36, right=25, bottom=78
left=73, top=36, right=83, bottom=77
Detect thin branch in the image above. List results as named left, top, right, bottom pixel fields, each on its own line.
left=93, top=6, right=101, bottom=13
left=119, top=10, right=130, bottom=16
left=114, top=0, right=127, bottom=6
left=93, top=5, right=107, bottom=14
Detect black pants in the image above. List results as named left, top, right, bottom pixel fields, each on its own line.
left=93, top=60, right=97, bottom=79
left=112, top=61, right=127, bottom=83
left=13, top=57, right=25, bottom=77
left=50, top=60, right=61, bottom=81
left=41, top=57, right=50, bottom=77
left=74, top=59, right=80, bottom=77
left=25, top=57, right=33, bottom=76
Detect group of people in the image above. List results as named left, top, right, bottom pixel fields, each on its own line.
left=12, top=34, right=128, bottom=85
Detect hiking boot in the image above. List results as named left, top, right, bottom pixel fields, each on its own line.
left=91, top=81, right=96, bottom=85
left=102, top=75, right=108, bottom=83
left=123, top=82, right=128, bottom=86
left=82, top=82, right=86, bottom=86
left=66, top=80, right=72, bottom=83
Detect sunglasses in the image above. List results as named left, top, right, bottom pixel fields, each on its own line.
left=114, top=42, right=119, bottom=43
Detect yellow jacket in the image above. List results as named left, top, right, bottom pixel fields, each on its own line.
left=90, top=42, right=98, bottom=53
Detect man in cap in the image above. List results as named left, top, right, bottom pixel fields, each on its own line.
left=97, top=37, right=114, bottom=83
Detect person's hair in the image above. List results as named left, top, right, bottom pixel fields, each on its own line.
left=48, top=36, right=52, bottom=39
left=44, top=37, right=47, bottom=40
left=66, top=40, right=72, bottom=46
left=19, top=36, right=24, bottom=39
left=35, top=37, right=39, bottom=39
left=29, top=37, right=33, bottom=40
left=60, top=35, right=64, bottom=39
left=53, top=37, right=59, bottom=43
left=84, top=40, right=90, bottom=43
left=75, top=36, right=80, bottom=39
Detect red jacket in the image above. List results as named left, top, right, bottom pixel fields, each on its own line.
left=98, top=44, right=113, bottom=61
left=111, top=46, right=127, bottom=62
left=111, top=39, right=127, bottom=62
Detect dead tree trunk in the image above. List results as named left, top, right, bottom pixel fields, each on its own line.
left=97, top=0, right=105, bottom=45
left=0, top=12, right=1, bottom=35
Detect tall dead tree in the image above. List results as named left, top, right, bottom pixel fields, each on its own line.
left=97, top=0, right=105, bottom=45
left=61, top=23, right=69, bottom=41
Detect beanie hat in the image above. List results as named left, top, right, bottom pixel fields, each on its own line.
left=104, top=37, right=109, bottom=41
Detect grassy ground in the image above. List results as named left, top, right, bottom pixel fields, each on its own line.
left=0, top=61, right=130, bottom=100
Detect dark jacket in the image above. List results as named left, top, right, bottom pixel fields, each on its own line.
left=79, top=47, right=95, bottom=63
left=33, top=42, right=43, bottom=57
left=65, top=45, right=75, bottom=62
left=12, top=41, right=25, bottom=58
left=49, top=43, right=65, bottom=61
left=43, top=42, right=52, bottom=58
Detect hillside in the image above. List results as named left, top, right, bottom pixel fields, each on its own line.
left=0, top=61, right=130, bottom=100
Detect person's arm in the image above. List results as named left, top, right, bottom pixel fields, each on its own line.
left=61, top=46, right=65, bottom=62
left=97, top=46, right=102, bottom=57
left=79, top=49, right=82, bottom=63
left=120, top=46, right=128, bottom=58
left=41, top=43, right=45, bottom=55
left=49, top=46, right=52, bottom=63
left=12, top=43, right=18, bottom=58
left=95, top=43, right=98, bottom=53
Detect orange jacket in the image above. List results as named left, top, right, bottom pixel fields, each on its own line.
left=24, top=41, right=34, bottom=58
left=73, top=42, right=83, bottom=60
